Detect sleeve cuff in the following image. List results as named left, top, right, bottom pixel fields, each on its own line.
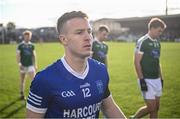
left=138, top=51, right=144, bottom=54
left=26, top=103, right=47, bottom=114
left=103, top=94, right=112, bottom=100
left=16, top=50, right=20, bottom=53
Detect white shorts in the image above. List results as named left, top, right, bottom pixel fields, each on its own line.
left=138, top=78, right=162, bottom=99
left=20, top=65, right=35, bottom=73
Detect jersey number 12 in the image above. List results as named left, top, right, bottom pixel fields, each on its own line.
left=82, top=88, right=91, bottom=98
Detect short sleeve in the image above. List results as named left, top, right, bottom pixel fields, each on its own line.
left=32, top=44, right=35, bottom=50
left=135, top=40, right=145, bottom=54
left=104, top=43, right=108, bottom=54
left=92, top=41, right=97, bottom=52
left=103, top=85, right=110, bottom=99
left=16, top=44, right=21, bottom=53
left=26, top=73, right=50, bottom=114
left=102, top=65, right=111, bottom=99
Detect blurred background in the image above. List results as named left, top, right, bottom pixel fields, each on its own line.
left=0, top=0, right=180, bottom=118
left=1, top=0, right=180, bottom=44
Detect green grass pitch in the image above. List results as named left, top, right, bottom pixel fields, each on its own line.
left=0, top=42, right=180, bottom=118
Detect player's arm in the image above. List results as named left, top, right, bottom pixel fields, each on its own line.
left=16, top=48, right=23, bottom=69
left=134, top=52, right=143, bottom=79
left=16, top=50, right=21, bottom=65
left=134, top=50, right=148, bottom=91
left=26, top=73, right=49, bottom=118
left=159, top=64, right=163, bottom=79
left=159, top=64, right=164, bottom=88
left=104, top=55, right=108, bottom=67
left=32, top=49, right=37, bottom=70
left=104, top=44, right=108, bottom=67
left=26, top=109, right=45, bottom=118
left=91, top=41, right=97, bottom=58
left=101, top=85, right=126, bottom=118
left=101, top=95, right=126, bottom=118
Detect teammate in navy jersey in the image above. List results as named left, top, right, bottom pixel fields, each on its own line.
left=26, top=11, right=126, bottom=118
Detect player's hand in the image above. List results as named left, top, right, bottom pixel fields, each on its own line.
left=140, top=79, right=147, bottom=91
left=161, top=79, right=163, bottom=89
left=18, top=63, right=24, bottom=70
left=20, top=65, right=24, bottom=70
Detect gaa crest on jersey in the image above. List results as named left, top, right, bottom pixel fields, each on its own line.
left=61, top=90, right=76, bottom=98
left=95, top=80, right=103, bottom=94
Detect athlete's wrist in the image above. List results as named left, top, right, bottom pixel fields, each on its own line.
left=161, top=79, right=163, bottom=88
left=18, top=62, right=22, bottom=66
left=140, top=78, right=147, bottom=91
left=139, top=76, right=144, bottom=80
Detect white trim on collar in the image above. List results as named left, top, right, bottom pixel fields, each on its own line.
left=94, top=37, right=104, bottom=44
left=61, top=56, right=89, bottom=80
left=146, top=34, right=157, bottom=41
left=22, top=41, right=32, bottom=44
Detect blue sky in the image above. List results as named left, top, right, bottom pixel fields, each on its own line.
left=1, top=0, right=180, bottom=28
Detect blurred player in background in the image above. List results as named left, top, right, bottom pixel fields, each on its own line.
left=132, top=17, right=166, bottom=118
left=92, top=25, right=109, bottom=66
left=16, top=30, right=37, bottom=100
left=26, top=11, right=126, bottom=118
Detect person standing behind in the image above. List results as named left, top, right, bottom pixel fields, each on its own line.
left=92, top=25, right=109, bottom=66
left=26, top=11, right=126, bottom=118
left=132, top=18, right=166, bottom=118
left=16, top=30, right=37, bottom=100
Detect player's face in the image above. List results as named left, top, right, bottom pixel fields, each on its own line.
left=62, top=18, right=93, bottom=59
left=151, top=27, right=164, bottom=39
left=24, top=34, right=31, bottom=42
left=99, top=30, right=108, bottom=41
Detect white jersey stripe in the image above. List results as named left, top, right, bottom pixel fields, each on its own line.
left=30, top=91, right=43, bottom=99
left=135, top=34, right=148, bottom=54
left=27, top=103, right=47, bottom=114
left=28, top=94, right=42, bottom=103
left=28, top=98, right=41, bottom=106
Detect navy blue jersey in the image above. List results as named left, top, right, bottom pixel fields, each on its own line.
left=27, top=57, right=110, bottom=118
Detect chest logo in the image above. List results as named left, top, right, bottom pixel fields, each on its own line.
left=151, top=49, right=160, bottom=58
left=96, top=80, right=103, bottom=94
left=61, top=90, right=76, bottom=98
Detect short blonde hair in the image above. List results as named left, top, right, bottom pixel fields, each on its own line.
left=23, top=30, right=32, bottom=37
left=148, top=17, right=166, bottom=30
left=57, top=11, right=88, bottom=34
left=98, top=25, right=110, bottom=33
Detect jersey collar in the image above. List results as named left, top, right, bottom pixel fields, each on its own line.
left=146, top=34, right=157, bottom=41
left=94, top=37, right=103, bottom=44
left=61, top=56, right=89, bottom=80
left=22, top=41, right=31, bottom=44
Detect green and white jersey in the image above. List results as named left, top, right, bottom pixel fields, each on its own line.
left=92, top=40, right=108, bottom=65
left=135, top=34, right=161, bottom=79
left=17, top=41, right=35, bottom=66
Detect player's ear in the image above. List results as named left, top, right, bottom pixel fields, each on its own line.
left=59, top=35, right=68, bottom=45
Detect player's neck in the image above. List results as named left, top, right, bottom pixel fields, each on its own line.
left=64, top=55, right=87, bottom=74
left=148, top=32, right=156, bottom=40
left=24, top=40, right=30, bottom=44
left=96, top=36, right=102, bottom=42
